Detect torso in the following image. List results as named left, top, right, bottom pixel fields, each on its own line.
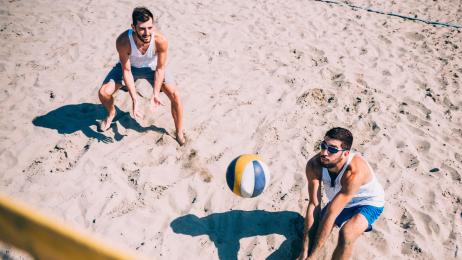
left=319, top=152, right=385, bottom=208
left=119, top=29, right=158, bottom=68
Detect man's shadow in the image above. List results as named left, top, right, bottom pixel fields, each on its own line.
left=170, top=210, right=303, bottom=260
left=32, top=103, right=167, bottom=143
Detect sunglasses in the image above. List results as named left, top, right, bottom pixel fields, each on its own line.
left=320, top=141, right=347, bottom=154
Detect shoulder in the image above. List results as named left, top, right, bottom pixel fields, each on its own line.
left=116, top=30, right=130, bottom=52
left=154, top=31, right=168, bottom=51
left=342, top=153, right=370, bottom=186
left=306, top=153, right=322, bottom=180
left=348, top=154, right=370, bottom=175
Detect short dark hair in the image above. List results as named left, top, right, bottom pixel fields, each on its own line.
left=132, top=7, right=153, bottom=26
left=325, top=127, right=353, bottom=150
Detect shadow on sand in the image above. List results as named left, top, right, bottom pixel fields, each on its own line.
left=32, top=103, right=167, bottom=143
left=171, top=210, right=303, bottom=260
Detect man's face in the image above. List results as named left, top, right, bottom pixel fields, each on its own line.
left=132, top=18, right=154, bottom=43
left=319, top=137, right=348, bottom=168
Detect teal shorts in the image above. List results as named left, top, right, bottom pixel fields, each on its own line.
left=321, top=203, right=384, bottom=232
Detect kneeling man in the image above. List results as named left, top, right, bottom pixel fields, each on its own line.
left=299, top=127, right=385, bottom=260
left=98, top=7, right=185, bottom=145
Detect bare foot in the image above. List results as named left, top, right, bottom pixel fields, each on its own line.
left=99, top=114, right=115, bottom=132
left=176, top=131, right=186, bottom=146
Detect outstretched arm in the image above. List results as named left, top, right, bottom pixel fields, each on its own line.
left=308, top=165, right=362, bottom=259
left=117, top=34, right=141, bottom=120
left=151, top=33, right=168, bottom=110
left=299, top=158, right=322, bottom=260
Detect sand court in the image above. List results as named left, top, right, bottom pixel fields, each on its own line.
left=1, top=0, right=461, bottom=259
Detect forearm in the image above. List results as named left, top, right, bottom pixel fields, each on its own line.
left=301, top=203, right=320, bottom=256
left=310, top=213, right=335, bottom=256
left=153, top=68, right=165, bottom=96
left=122, top=70, right=137, bottom=104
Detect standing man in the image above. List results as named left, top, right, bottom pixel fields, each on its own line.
left=299, top=127, right=385, bottom=259
left=98, top=7, right=185, bottom=145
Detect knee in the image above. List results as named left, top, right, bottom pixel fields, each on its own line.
left=169, top=89, right=181, bottom=105
left=98, top=85, right=112, bottom=100
left=338, top=227, right=357, bottom=247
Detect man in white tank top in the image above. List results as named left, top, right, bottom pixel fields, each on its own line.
left=98, top=7, right=185, bottom=145
left=299, top=127, right=385, bottom=260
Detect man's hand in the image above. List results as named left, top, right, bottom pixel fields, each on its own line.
left=298, top=250, right=308, bottom=260
left=306, top=254, right=317, bottom=260
left=150, top=94, right=165, bottom=112
left=132, top=101, right=142, bottom=120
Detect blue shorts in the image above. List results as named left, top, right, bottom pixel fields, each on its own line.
left=102, top=63, right=174, bottom=86
left=321, top=203, right=384, bottom=232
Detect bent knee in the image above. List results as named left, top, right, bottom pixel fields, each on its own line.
left=99, top=83, right=116, bottom=98
left=338, top=227, right=360, bottom=245
left=167, top=88, right=181, bottom=104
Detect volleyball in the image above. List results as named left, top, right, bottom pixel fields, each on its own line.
left=226, top=154, right=270, bottom=198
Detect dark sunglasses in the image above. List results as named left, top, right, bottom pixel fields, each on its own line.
left=320, top=141, right=347, bottom=154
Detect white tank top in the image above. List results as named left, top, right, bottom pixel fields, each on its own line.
left=128, top=29, right=157, bottom=69
left=322, top=152, right=385, bottom=208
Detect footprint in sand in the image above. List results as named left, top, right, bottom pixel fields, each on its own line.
left=400, top=208, right=425, bottom=257
left=121, top=164, right=141, bottom=190
left=50, top=138, right=90, bottom=172
left=416, top=211, right=440, bottom=236
left=23, top=137, right=91, bottom=179
left=23, top=157, right=46, bottom=181
left=414, top=139, right=431, bottom=152
left=405, top=31, right=425, bottom=42
left=296, top=88, right=336, bottom=109
left=144, top=183, right=169, bottom=200
left=401, top=239, right=424, bottom=258
left=441, top=164, right=461, bottom=182
left=400, top=151, right=420, bottom=169
left=181, top=149, right=213, bottom=183
left=369, top=228, right=389, bottom=254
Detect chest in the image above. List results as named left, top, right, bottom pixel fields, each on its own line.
left=132, top=42, right=150, bottom=56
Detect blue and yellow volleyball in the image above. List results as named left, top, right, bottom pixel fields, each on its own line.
left=226, top=154, right=270, bottom=198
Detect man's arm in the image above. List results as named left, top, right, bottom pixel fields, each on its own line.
left=116, top=33, right=141, bottom=119
left=151, top=33, right=168, bottom=109
left=309, top=160, right=364, bottom=258
left=299, top=157, right=322, bottom=260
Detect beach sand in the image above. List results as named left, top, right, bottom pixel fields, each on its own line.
left=1, top=0, right=461, bottom=259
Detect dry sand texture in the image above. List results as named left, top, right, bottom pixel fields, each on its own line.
left=1, top=0, right=461, bottom=259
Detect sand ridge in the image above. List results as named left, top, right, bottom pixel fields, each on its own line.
left=1, top=0, right=461, bottom=259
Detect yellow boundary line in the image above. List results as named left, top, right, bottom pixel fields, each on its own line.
left=0, top=194, right=141, bottom=260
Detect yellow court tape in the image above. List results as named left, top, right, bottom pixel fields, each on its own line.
left=0, top=194, right=142, bottom=260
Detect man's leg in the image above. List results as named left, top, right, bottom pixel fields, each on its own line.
left=332, top=213, right=368, bottom=260
left=98, top=81, right=122, bottom=131
left=161, top=83, right=185, bottom=145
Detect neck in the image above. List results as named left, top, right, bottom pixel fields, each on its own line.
left=327, top=155, right=349, bottom=174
